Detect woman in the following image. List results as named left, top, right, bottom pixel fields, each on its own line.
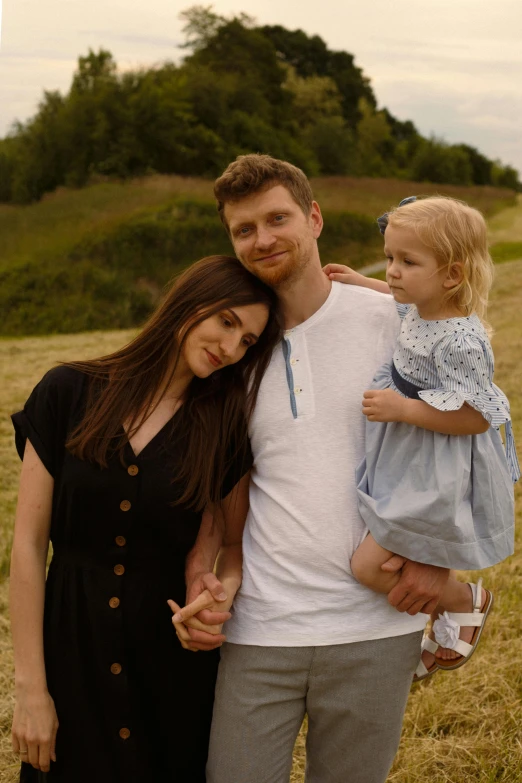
left=9, top=255, right=281, bottom=782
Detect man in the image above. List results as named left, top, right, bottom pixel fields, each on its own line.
left=176, top=154, right=449, bottom=782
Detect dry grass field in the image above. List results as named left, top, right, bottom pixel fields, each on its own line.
left=0, top=258, right=521, bottom=780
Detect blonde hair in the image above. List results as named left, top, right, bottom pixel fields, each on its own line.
left=386, top=197, right=494, bottom=330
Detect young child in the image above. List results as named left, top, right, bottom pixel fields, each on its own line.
left=325, top=196, right=519, bottom=680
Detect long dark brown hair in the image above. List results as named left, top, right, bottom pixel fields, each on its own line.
left=65, top=255, right=282, bottom=510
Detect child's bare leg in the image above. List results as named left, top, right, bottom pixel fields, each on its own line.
left=432, top=573, right=488, bottom=661
left=351, top=535, right=406, bottom=594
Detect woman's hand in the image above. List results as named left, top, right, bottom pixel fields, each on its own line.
left=12, top=688, right=59, bottom=772
left=168, top=592, right=228, bottom=652
left=362, top=389, right=407, bottom=422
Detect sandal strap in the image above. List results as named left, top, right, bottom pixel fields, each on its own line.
left=443, top=612, right=483, bottom=627
left=450, top=638, right=473, bottom=656
left=468, top=579, right=483, bottom=611
left=421, top=636, right=439, bottom=654
left=415, top=660, right=430, bottom=678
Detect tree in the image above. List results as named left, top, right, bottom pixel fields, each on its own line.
left=410, top=139, right=473, bottom=185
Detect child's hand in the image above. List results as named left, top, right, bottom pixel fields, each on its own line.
left=362, top=389, right=407, bottom=422
left=323, top=263, right=363, bottom=285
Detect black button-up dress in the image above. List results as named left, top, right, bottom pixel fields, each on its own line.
left=12, top=366, right=251, bottom=782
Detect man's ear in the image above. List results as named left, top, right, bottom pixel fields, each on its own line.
left=310, top=201, right=323, bottom=239
left=443, top=262, right=463, bottom=290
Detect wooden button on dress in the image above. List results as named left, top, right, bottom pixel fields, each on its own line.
left=110, top=663, right=122, bottom=675
left=120, top=500, right=131, bottom=512
left=115, top=535, right=126, bottom=547
left=109, top=597, right=120, bottom=609
left=114, top=564, right=125, bottom=576
left=119, top=728, right=131, bottom=740
left=127, top=465, right=139, bottom=476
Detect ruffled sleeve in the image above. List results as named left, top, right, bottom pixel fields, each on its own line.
left=418, top=332, right=520, bottom=481
left=11, top=366, right=85, bottom=478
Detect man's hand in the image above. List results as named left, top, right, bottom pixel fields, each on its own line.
left=185, top=571, right=231, bottom=626
left=387, top=560, right=450, bottom=615
left=362, top=389, right=407, bottom=423
left=168, top=597, right=227, bottom=652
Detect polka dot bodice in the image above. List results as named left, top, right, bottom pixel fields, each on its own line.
left=393, top=304, right=511, bottom=428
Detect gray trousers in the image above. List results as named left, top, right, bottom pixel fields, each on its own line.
left=207, top=631, right=422, bottom=783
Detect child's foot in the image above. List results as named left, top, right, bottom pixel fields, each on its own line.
left=432, top=580, right=493, bottom=670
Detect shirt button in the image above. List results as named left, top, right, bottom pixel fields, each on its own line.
left=290, top=358, right=297, bottom=365
left=120, top=500, right=131, bottom=512
left=294, top=387, right=301, bottom=394
left=109, top=597, right=120, bottom=609
left=119, top=728, right=131, bottom=740
left=115, top=535, right=126, bottom=547
left=111, top=663, right=122, bottom=675
left=127, top=465, right=139, bottom=476
left=114, top=564, right=125, bottom=576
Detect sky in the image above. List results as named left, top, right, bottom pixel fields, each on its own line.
left=1, top=0, right=521, bottom=175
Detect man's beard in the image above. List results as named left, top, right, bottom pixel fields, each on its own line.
left=243, top=246, right=308, bottom=288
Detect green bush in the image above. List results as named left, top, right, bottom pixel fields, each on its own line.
left=0, top=197, right=381, bottom=335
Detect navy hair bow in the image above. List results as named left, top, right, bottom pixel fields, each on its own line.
left=377, top=196, right=417, bottom=235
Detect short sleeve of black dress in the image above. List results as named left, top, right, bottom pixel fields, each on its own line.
left=220, top=423, right=253, bottom=499
left=11, top=366, right=85, bottom=477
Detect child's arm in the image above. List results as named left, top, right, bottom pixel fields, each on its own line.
left=323, top=263, right=390, bottom=294
left=362, top=388, right=489, bottom=435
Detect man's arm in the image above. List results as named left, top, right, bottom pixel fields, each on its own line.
left=170, top=473, right=250, bottom=650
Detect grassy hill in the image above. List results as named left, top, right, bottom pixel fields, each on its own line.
left=0, top=175, right=517, bottom=337
left=0, top=259, right=521, bottom=781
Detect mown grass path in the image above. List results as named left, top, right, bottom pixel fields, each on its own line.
left=0, top=257, right=521, bottom=781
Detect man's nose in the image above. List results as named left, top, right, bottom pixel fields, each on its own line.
left=254, top=225, right=277, bottom=251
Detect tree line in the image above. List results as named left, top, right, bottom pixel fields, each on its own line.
left=0, top=6, right=519, bottom=204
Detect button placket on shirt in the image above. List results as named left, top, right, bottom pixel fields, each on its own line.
left=285, top=332, right=314, bottom=417
left=107, top=461, right=140, bottom=744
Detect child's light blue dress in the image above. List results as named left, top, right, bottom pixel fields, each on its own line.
left=356, top=304, right=519, bottom=570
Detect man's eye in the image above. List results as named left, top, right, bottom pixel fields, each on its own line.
left=273, top=215, right=284, bottom=223
left=239, top=227, right=250, bottom=236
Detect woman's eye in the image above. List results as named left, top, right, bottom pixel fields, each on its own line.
left=403, top=259, right=414, bottom=266
left=221, top=316, right=233, bottom=328
left=242, top=338, right=252, bottom=347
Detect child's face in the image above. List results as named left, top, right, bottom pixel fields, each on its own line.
left=384, top=225, right=451, bottom=318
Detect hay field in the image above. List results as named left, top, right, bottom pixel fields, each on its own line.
left=1, top=261, right=521, bottom=782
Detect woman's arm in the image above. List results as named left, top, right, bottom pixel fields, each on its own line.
left=323, top=263, right=391, bottom=294
left=362, top=389, right=489, bottom=435
left=9, top=440, right=59, bottom=773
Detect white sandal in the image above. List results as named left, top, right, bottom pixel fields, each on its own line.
left=413, top=635, right=440, bottom=681
left=432, top=578, right=493, bottom=671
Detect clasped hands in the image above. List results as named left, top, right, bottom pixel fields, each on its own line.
left=169, top=559, right=449, bottom=653
left=168, top=572, right=236, bottom=652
